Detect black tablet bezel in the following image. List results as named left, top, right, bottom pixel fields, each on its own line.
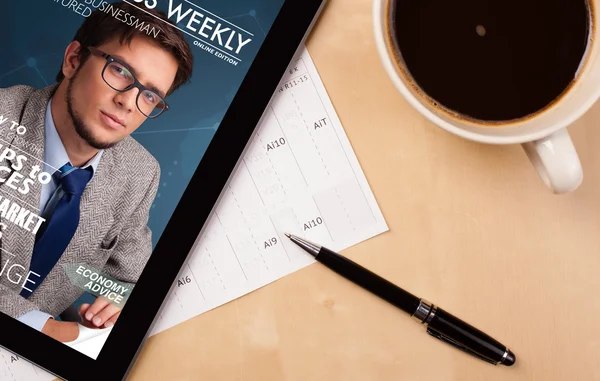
left=0, top=0, right=327, bottom=379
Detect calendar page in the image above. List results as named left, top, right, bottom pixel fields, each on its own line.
left=150, top=47, right=388, bottom=334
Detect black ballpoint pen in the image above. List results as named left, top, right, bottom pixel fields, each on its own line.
left=284, top=233, right=516, bottom=366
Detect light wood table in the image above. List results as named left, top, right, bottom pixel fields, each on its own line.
left=128, top=0, right=600, bottom=380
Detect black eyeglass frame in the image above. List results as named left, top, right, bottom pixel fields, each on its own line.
left=87, top=46, right=170, bottom=118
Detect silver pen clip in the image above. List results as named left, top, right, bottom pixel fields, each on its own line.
left=426, top=327, right=498, bottom=365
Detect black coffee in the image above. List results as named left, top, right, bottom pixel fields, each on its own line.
left=392, top=0, right=591, bottom=121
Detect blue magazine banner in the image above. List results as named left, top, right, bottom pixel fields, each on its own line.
left=0, top=0, right=285, bottom=358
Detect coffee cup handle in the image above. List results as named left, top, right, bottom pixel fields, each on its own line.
left=521, top=128, right=583, bottom=194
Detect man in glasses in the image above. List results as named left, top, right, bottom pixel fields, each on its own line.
left=0, top=2, right=193, bottom=342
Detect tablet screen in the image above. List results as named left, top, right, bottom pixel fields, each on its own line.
left=0, top=0, right=287, bottom=359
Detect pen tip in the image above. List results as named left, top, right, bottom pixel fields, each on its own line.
left=284, top=232, right=292, bottom=239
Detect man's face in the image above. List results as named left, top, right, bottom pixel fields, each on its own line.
left=66, top=37, right=178, bottom=149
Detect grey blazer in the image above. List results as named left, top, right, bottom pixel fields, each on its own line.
left=0, top=85, right=160, bottom=320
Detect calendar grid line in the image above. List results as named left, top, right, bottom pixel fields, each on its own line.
left=270, top=105, right=310, bottom=186
left=302, top=57, right=379, bottom=223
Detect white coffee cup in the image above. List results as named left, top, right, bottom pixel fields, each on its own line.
left=372, top=0, right=599, bottom=194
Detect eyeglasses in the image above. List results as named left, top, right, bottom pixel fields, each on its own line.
left=87, top=46, right=169, bottom=118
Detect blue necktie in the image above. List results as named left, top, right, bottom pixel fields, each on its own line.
left=21, top=164, right=93, bottom=298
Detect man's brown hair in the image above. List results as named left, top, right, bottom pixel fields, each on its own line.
left=56, top=2, right=193, bottom=95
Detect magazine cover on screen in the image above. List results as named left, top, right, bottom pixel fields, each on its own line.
left=0, top=0, right=285, bottom=358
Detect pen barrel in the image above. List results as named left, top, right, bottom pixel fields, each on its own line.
left=427, top=307, right=509, bottom=364
left=316, top=247, right=421, bottom=314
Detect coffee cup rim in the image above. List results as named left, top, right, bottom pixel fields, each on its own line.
left=372, top=0, right=600, bottom=145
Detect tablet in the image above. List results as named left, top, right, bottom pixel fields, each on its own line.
left=0, top=0, right=325, bottom=379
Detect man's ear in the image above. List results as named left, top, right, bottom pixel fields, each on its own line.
left=62, top=41, right=84, bottom=80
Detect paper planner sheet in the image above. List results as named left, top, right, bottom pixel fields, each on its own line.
left=150, top=47, right=388, bottom=335
left=0, top=47, right=388, bottom=380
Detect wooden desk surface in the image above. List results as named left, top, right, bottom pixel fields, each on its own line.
left=127, top=0, right=600, bottom=379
